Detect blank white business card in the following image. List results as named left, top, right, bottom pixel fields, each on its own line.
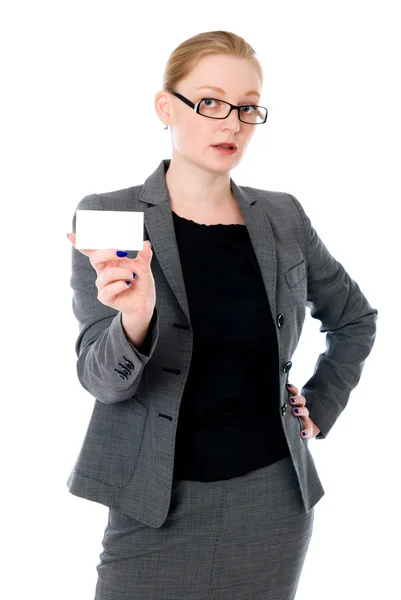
left=75, top=210, right=144, bottom=251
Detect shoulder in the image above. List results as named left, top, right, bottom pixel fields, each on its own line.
left=75, top=184, right=143, bottom=212
left=237, top=183, right=306, bottom=219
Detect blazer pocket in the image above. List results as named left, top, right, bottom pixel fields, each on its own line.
left=75, top=397, right=148, bottom=487
left=285, top=259, right=307, bottom=289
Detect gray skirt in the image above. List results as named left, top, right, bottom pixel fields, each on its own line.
left=95, top=454, right=315, bottom=600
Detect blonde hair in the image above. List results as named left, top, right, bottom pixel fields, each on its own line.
left=162, top=30, right=263, bottom=93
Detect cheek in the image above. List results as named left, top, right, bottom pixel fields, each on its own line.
left=173, top=118, right=211, bottom=153
left=243, top=129, right=255, bottom=145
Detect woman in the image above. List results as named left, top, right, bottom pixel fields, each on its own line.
left=66, top=31, right=378, bottom=600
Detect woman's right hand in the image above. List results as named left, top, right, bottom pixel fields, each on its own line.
left=67, top=233, right=156, bottom=320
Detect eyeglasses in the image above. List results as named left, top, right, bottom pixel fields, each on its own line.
left=170, top=91, right=268, bottom=125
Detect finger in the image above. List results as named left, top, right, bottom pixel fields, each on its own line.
left=289, top=394, right=307, bottom=407
left=67, top=233, right=96, bottom=258
left=67, top=232, right=151, bottom=259
left=286, top=382, right=298, bottom=396
left=292, top=405, right=309, bottom=418
left=97, top=267, right=137, bottom=288
left=290, top=394, right=306, bottom=406
left=300, top=421, right=312, bottom=439
left=90, top=241, right=152, bottom=271
left=301, top=416, right=317, bottom=439
left=98, top=279, right=134, bottom=307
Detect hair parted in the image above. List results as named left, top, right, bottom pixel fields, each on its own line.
left=162, top=30, right=263, bottom=93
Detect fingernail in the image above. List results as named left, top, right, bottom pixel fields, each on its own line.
left=302, top=431, right=306, bottom=436
left=125, top=281, right=131, bottom=285
left=294, top=408, right=300, bottom=413
left=286, top=383, right=292, bottom=388
left=148, top=241, right=152, bottom=248
left=116, top=250, right=128, bottom=257
left=132, top=273, right=137, bottom=279
left=66, top=233, right=70, bottom=239
left=289, top=397, right=296, bottom=403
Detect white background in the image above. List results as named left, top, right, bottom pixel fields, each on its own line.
left=1, top=1, right=399, bottom=598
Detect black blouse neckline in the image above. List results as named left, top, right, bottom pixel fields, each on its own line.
left=172, top=211, right=247, bottom=229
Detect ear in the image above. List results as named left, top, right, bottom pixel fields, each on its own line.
left=154, top=90, right=173, bottom=126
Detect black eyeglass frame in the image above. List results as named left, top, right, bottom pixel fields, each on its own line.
left=169, top=91, right=268, bottom=124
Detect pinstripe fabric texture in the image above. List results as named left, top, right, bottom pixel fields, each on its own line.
left=67, top=157, right=378, bottom=534
left=95, top=455, right=314, bottom=600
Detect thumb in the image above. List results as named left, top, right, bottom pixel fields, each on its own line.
left=66, top=232, right=94, bottom=257
left=142, top=240, right=152, bottom=256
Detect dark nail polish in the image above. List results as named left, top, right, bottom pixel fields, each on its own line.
left=116, top=250, right=128, bottom=257
left=125, top=281, right=131, bottom=285
left=132, top=273, right=137, bottom=279
left=286, top=383, right=292, bottom=388
left=302, top=431, right=306, bottom=436
left=290, top=398, right=296, bottom=403
left=294, top=408, right=300, bottom=413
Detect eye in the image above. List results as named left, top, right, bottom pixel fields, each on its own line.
left=201, top=98, right=220, bottom=107
left=240, top=105, right=256, bottom=113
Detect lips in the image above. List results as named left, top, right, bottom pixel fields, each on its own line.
left=211, top=145, right=237, bottom=155
left=211, top=143, right=237, bottom=150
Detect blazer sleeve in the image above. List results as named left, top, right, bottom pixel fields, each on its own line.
left=69, top=193, right=160, bottom=404
left=288, top=194, right=378, bottom=439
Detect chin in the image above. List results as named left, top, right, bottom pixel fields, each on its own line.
left=211, top=155, right=241, bottom=172
left=208, top=149, right=241, bottom=166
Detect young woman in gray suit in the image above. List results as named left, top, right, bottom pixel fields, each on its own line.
left=67, top=30, right=378, bottom=600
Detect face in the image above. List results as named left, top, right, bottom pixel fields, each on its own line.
left=155, top=54, right=263, bottom=173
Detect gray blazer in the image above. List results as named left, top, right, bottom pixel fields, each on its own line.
left=67, top=158, right=378, bottom=529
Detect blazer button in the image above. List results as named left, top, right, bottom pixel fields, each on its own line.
left=122, top=356, right=134, bottom=371
left=114, top=368, right=128, bottom=380
left=282, top=361, right=292, bottom=373
left=276, top=314, right=284, bottom=328
left=118, top=363, right=131, bottom=376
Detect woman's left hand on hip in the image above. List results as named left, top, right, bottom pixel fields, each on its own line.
left=286, top=383, right=321, bottom=439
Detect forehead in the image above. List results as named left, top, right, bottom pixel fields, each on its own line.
left=185, top=54, right=261, bottom=97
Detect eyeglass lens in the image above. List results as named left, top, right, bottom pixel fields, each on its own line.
left=199, top=98, right=266, bottom=123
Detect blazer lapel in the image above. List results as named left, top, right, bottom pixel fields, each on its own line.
left=139, top=159, right=277, bottom=325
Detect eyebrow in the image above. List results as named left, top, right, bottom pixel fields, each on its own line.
left=196, top=85, right=260, bottom=99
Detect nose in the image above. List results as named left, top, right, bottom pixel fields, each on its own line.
left=222, top=108, right=241, bottom=131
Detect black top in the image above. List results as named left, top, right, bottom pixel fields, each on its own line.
left=171, top=211, right=290, bottom=482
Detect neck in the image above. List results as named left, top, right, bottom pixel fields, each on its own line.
left=165, top=152, right=235, bottom=214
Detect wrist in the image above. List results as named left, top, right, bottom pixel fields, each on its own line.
left=121, top=310, right=153, bottom=349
